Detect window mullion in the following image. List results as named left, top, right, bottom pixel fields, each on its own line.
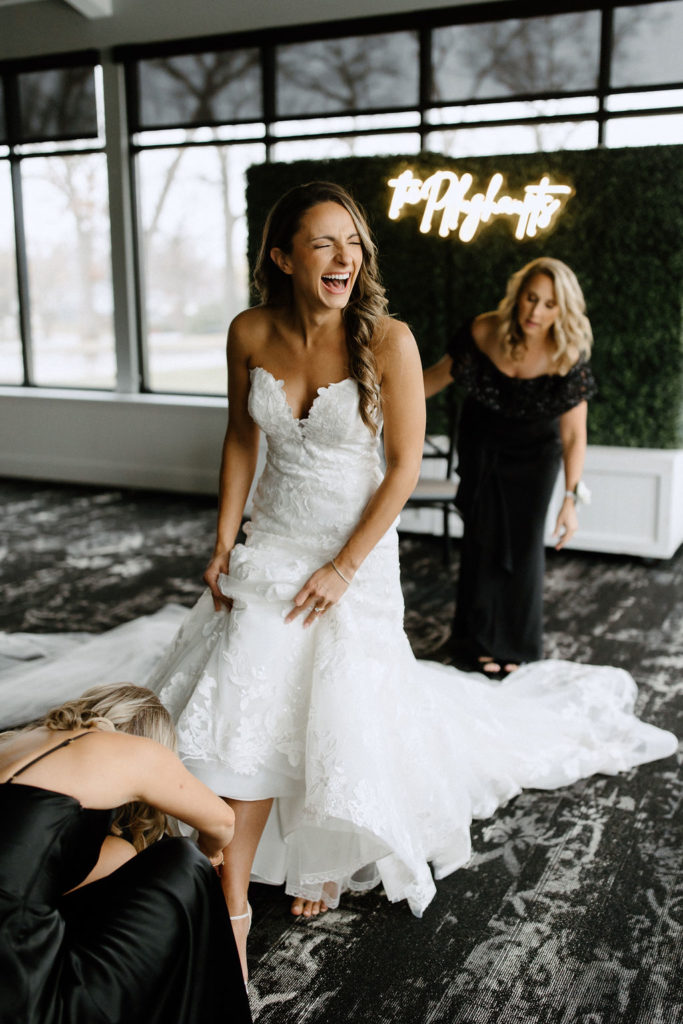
left=9, top=152, right=34, bottom=386
left=419, top=25, right=431, bottom=154
left=262, top=43, right=275, bottom=163
left=597, top=6, right=614, bottom=146
left=102, top=56, right=141, bottom=393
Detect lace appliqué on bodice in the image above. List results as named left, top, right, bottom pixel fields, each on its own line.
left=143, top=359, right=675, bottom=918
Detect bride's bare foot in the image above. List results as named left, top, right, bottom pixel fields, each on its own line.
left=291, top=897, right=329, bottom=918
left=229, top=901, right=252, bottom=982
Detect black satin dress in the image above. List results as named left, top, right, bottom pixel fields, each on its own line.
left=447, top=320, right=597, bottom=664
left=0, top=735, right=252, bottom=1024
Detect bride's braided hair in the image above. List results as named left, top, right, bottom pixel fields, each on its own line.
left=253, top=181, right=388, bottom=434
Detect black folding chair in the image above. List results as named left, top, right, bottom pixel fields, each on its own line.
left=405, top=409, right=460, bottom=565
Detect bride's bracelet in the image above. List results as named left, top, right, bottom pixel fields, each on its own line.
left=331, top=558, right=351, bottom=586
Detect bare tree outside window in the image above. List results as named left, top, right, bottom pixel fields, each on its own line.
left=138, top=141, right=264, bottom=394
left=134, top=52, right=267, bottom=394
left=431, top=12, right=601, bottom=154
left=276, top=32, right=419, bottom=116
left=138, top=51, right=262, bottom=128
left=21, top=153, right=115, bottom=388
left=17, top=67, right=98, bottom=142
left=432, top=12, right=601, bottom=101
left=611, top=1, right=683, bottom=86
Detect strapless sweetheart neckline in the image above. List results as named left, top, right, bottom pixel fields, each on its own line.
left=249, top=365, right=355, bottom=424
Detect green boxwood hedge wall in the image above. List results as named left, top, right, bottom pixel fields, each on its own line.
left=246, top=146, right=683, bottom=448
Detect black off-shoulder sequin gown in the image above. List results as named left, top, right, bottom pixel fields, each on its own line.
left=0, top=734, right=252, bottom=1024
left=447, top=320, right=597, bottom=664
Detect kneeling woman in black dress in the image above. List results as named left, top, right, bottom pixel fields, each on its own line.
left=0, top=683, right=252, bottom=1024
left=424, top=257, right=596, bottom=678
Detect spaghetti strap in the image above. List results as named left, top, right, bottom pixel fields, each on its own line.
left=8, top=732, right=93, bottom=782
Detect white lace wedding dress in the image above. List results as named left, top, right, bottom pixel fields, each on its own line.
left=1, top=366, right=677, bottom=916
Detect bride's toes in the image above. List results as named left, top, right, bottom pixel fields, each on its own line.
left=291, top=897, right=329, bottom=918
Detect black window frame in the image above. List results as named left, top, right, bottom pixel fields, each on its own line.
left=2, top=2, right=682, bottom=395
left=0, top=49, right=108, bottom=389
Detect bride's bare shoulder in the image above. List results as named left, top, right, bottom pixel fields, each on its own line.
left=374, top=316, right=421, bottom=377
left=229, top=305, right=274, bottom=340
left=227, top=306, right=281, bottom=369
left=374, top=315, right=417, bottom=351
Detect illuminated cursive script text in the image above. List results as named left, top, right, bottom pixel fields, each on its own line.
left=387, top=169, right=573, bottom=242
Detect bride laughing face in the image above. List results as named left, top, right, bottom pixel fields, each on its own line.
left=270, top=201, right=363, bottom=312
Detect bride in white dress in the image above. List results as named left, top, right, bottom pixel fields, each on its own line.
left=141, top=181, right=675, bottom=979
left=2, top=182, right=676, bottom=983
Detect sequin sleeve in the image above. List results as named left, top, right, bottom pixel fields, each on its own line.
left=446, top=319, right=479, bottom=391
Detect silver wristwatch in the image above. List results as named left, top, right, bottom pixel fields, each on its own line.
left=564, top=481, right=591, bottom=505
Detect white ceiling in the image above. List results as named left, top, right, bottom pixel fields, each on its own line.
left=0, top=0, right=112, bottom=17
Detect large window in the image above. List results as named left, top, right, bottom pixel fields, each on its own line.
left=2, top=1, right=682, bottom=397
left=276, top=32, right=420, bottom=115
left=136, top=139, right=265, bottom=394
left=608, top=1, right=683, bottom=144
left=1, top=56, right=115, bottom=388
left=132, top=50, right=267, bottom=394
left=432, top=11, right=601, bottom=101
left=429, top=10, right=602, bottom=156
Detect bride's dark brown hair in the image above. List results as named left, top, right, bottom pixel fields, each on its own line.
left=253, top=181, right=388, bottom=434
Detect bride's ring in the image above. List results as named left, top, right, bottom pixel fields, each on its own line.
left=314, top=606, right=324, bottom=613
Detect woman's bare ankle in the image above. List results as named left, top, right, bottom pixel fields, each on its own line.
left=229, top=910, right=251, bottom=983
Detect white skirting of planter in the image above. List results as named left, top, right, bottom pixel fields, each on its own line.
left=399, top=439, right=683, bottom=560
left=552, top=445, right=683, bottom=559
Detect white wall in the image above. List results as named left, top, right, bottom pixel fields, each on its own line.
left=0, top=387, right=228, bottom=493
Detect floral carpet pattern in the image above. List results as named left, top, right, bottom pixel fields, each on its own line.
left=1, top=478, right=681, bottom=1024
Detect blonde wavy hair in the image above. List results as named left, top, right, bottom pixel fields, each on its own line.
left=253, top=181, right=388, bottom=434
left=497, top=257, right=593, bottom=374
left=39, top=683, right=176, bottom=851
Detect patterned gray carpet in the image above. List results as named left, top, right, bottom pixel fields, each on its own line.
left=1, top=478, right=681, bottom=1024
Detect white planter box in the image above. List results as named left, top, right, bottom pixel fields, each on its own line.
left=399, top=438, right=683, bottom=560
left=547, top=445, right=683, bottom=559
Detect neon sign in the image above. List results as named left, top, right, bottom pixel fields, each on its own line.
left=387, top=169, right=573, bottom=242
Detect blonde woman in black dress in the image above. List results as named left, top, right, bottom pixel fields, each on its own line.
left=0, top=684, right=252, bottom=1023
left=424, top=257, right=596, bottom=678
